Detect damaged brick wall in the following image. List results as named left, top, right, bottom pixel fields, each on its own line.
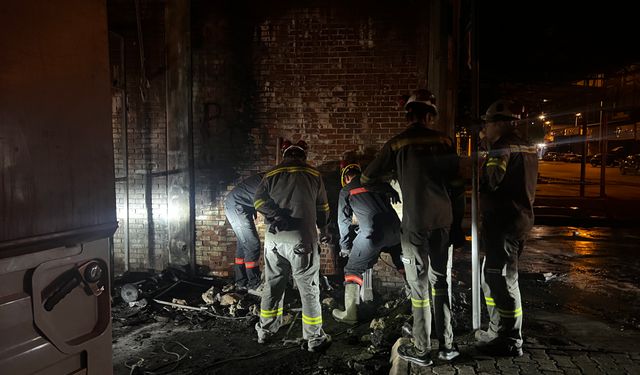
left=109, top=0, right=170, bottom=272
left=191, top=1, right=264, bottom=275
left=110, top=0, right=428, bottom=292
left=192, top=1, right=424, bottom=289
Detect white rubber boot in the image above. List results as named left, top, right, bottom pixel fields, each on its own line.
left=332, top=283, right=359, bottom=324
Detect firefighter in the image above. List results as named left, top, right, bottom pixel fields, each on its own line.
left=332, top=163, right=404, bottom=324
left=253, top=140, right=332, bottom=352
left=224, top=173, right=265, bottom=293
left=475, top=100, right=538, bottom=357
left=362, top=89, right=460, bottom=366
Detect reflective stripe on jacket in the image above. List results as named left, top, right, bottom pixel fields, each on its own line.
left=480, top=132, right=538, bottom=235
left=225, top=173, right=265, bottom=214
left=254, top=158, right=329, bottom=245
left=362, top=123, right=460, bottom=231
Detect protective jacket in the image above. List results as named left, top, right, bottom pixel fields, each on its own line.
left=337, top=176, right=400, bottom=251
left=254, top=158, right=330, bottom=248
left=480, top=132, right=538, bottom=236
left=226, top=173, right=264, bottom=213
left=362, top=123, right=459, bottom=231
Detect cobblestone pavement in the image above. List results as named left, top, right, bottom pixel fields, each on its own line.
left=395, top=335, right=640, bottom=375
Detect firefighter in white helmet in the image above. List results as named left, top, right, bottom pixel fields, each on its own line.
left=475, top=99, right=538, bottom=357
left=253, top=140, right=332, bottom=352
left=362, top=89, right=461, bottom=366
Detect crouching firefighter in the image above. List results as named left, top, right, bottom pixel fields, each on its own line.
left=253, top=140, right=332, bottom=352
left=476, top=100, right=538, bottom=357
left=332, top=162, right=404, bottom=324
left=224, top=172, right=265, bottom=292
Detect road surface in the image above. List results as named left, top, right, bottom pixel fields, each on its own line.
left=537, top=161, right=640, bottom=199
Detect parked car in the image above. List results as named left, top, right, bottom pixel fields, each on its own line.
left=590, top=153, right=622, bottom=167
left=542, top=151, right=559, bottom=161
left=589, top=147, right=626, bottom=167
left=620, top=154, right=640, bottom=175
left=560, top=152, right=580, bottom=162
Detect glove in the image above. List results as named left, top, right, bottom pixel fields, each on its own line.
left=268, top=211, right=292, bottom=234
left=293, top=243, right=312, bottom=255
left=387, top=190, right=401, bottom=204
left=339, top=247, right=351, bottom=258
left=268, top=217, right=289, bottom=234
left=319, top=226, right=332, bottom=245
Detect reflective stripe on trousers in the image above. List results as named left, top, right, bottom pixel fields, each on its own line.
left=401, top=228, right=453, bottom=352
left=480, top=228, right=525, bottom=346
left=225, top=202, right=261, bottom=286
left=255, top=235, right=328, bottom=349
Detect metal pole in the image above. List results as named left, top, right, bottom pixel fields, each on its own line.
left=601, top=111, right=608, bottom=197
left=599, top=101, right=605, bottom=197
left=470, top=0, right=481, bottom=330
left=110, top=31, right=130, bottom=272
left=579, top=113, right=587, bottom=197
left=187, top=5, right=196, bottom=277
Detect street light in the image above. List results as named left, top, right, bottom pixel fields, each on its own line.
left=575, top=113, right=582, bottom=130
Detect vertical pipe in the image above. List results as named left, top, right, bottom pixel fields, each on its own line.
left=580, top=113, right=587, bottom=197
left=276, top=137, right=283, bottom=164
left=187, top=6, right=196, bottom=277
left=601, top=111, right=608, bottom=197
left=598, top=101, right=604, bottom=197
left=110, top=31, right=130, bottom=272
left=470, top=0, right=481, bottom=330
left=120, top=33, right=130, bottom=273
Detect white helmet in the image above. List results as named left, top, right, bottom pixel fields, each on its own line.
left=482, top=99, right=524, bottom=122
left=404, top=89, right=438, bottom=116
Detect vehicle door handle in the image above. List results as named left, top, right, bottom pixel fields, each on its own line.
left=43, top=260, right=106, bottom=311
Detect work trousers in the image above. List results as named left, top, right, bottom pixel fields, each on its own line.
left=225, top=202, right=261, bottom=288
left=344, top=235, right=403, bottom=285
left=401, top=228, right=453, bottom=352
left=481, top=225, right=525, bottom=347
left=255, top=233, right=328, bottom=349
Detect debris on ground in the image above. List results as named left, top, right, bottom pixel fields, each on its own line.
left=322, top=297, right=336, bottom=308
left=112, top=268, right=420, bottom=374
left=111, top=267, right=262, bottom=330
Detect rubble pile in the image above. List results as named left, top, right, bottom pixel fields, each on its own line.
left=111, top=268, right=261, bottom=329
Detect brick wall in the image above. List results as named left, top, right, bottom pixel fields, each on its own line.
left=109, top=0, right=170, bottom=272
left=110, top=0, right=428, bottom=292
left=191, top=1, right=424, bottom=289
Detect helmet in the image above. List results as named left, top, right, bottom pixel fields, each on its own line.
left=482, top=100, right=525, bottom=122
left=281, top=139, right=308, bottom=158
left=404, top=89, right=438, bottom=115
left=340, top=163, right=361, bottom=187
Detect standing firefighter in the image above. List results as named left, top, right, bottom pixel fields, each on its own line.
left=362, top=89, right=460, bottom=366
left=332, top=162, right=404, bottom=324
left=253, top=140, right=332, bottom=352
left=476, top=100, right=538, bottom=357
left=224, top=173, right=265, bottom=292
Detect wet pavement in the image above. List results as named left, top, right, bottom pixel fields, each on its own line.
left=112, top=225, right=640, bottom=374
left=399, top=225, right=640, bottom=374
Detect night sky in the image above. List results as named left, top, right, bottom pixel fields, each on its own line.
left=480, top=1, right=639, bottom=84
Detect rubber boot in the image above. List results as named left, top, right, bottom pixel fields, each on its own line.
left=332, top=283, right=359, bottom=324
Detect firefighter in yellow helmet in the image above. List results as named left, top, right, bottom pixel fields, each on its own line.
left=332, top=162, right=404, bottom=324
